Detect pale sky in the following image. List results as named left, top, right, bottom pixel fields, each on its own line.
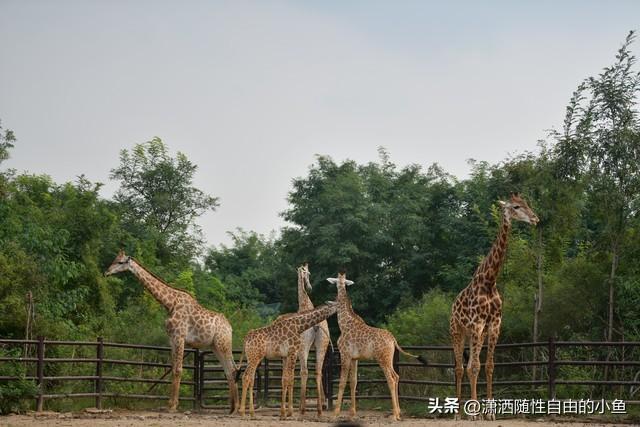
left=1, top=1, right=638, bottom=247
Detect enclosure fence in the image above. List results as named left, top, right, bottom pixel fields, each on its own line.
left=1, top=337, right=639, bottom=411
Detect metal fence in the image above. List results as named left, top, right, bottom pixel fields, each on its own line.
left=1, top=337, right=639, bottom=411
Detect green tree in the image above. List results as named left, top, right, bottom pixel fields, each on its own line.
left=0, top=120, right=15, bottom=164
left=555, top=31, right=640, bottom=344
left=110, top=137, right=219, bottom=260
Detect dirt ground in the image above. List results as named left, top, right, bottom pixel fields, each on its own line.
left=0, top=409, right=633, bottom=427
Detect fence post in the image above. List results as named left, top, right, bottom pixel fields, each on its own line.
left=263, top=358, right=269, bottom=405
left=192, top=349, right=200, bottom=410
left=36, top=335, right=45, bottom=412
left=548, top=337, right=556, bottom=399
left=95, top=337, right=104, bottom=409
left=198, top=351, right=206, bottom=408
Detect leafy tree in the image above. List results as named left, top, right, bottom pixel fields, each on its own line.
left=110, top=137, right=219, bottom=260
left=555, top=31, right=640, bottom=344
left=205, top=229, right=278, bottom=307
left=0, top=119, right=15, bottom=166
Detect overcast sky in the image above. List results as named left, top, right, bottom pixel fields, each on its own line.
left=1, top=1, right=638, bottom=247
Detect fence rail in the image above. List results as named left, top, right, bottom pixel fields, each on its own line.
left=1, top=337, right=639, bottom=411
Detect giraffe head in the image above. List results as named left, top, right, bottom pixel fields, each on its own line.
left=297, top=262, right=312, bottom=292
left=326, top=271, right=354, bottom=288
left=499, top=193, right=539, bottom=226
left=105, top=249, right=133, bottom=276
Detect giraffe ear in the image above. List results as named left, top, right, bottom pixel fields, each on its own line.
left=326, top=278, right=338, bottom=284
left=345, top=280, right=354, bottom=286
left=498, top=200, right=506, bottom=207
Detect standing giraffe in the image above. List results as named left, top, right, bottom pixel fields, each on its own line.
left=237, top=302, right=338, bottom=419
left=327, top=272, right=427, bottom=421
left=105, top=250, right=239, bottom=412
left=295, top=263, right=331, bottom=415
left=450, top=193, right=538, bottom=420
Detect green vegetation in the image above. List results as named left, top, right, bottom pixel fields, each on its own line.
left=0, top=32, right=639, bottom=411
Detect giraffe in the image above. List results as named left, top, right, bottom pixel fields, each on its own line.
left=105, top=250, right=239, bottom=413
left=327, top=272, right=427, bottom=421
left=237, top=302, right=338, bottom=419
left=450, top=193, right=538, bottom=420
left=295, top=263, right=331, bottom=416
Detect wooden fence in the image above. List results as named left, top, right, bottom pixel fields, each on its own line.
left=1, top=337, right=639, bottom=411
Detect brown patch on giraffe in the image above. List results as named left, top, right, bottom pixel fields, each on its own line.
left=238, top=303, right=337, bottom=419
left=105, top=252, right=239, bottom=413
left=449, top=195, right=538, bottom=420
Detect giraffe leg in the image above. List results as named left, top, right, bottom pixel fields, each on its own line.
left=333, top=354, right=351, bottom=418
left=240, top=362, right=257, bottom=418
left=298, top=349, right=309, bottom=415
left=485, top=320, right=501, bottom=421
left=314, top=341, right=329, bottom=416
left=213, top=344, right=238, bottom=414
left=379, top=356, right=401, bottom=421
left=168, top=337, right=185, bottom=411
left=451, top=327, right=465, bottom=420
left=348, top=360, right=358, bottom=417
left=392, top=364, right=400, bottom=420
left=248, top=366, right=256, bottom=418
left=279, top=357, right=288, bottom=418
left=284, top=354, right=296, bottom=417
left=466, top=325, right=484, bottom=421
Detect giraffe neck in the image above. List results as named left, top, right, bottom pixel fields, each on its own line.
left=288, top=304, right=337, bottom=334
left=336, top=284, right=358, bottom=327
left=128, top=260, right=183, bottom=311
left=474, top=210, right=512, bottom=289
left=297, top=274, right=314, bottom=312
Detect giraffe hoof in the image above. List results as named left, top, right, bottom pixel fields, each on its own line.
left=484, top=413, right=496, bottom=421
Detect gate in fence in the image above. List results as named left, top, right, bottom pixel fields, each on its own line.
left=1, top=337, right=639, bottom=411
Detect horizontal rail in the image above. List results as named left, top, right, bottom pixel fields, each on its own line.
left=41, top=393, right=195, bottom=401
left=555, top=380, right=640, bottom=386
left=555, top=341, right=640, bottom=347
left=3, top=337, right=640, bottom=413
left=556, top=360, right=640, bottom=366
left=0, top=339, right=39, bottom=345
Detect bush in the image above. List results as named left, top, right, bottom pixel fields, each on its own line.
left=0, top=348, right=37, bottom=414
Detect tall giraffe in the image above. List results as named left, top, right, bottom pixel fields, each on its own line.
left=327, top=272, right=427, bottom=421
left=450, top=193, right=538, bottom=420
left=237, top=302, right=338, bottom=419
left=295, top=263, right=331, bottom=415
left=105, top=250, right=239, bottom=412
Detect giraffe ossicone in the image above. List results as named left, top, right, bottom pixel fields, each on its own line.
left=105, top=250, right=240, bottom=413
left=450, top=193, right=538, bottom=420
left=328, top=271, right=426, bottom=421
left=237, top=302, right=338, bottom=419
left=293, top=263, right=333, bottom=415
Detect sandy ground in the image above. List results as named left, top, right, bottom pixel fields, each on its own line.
left=0, top=409, right=633, bottom=427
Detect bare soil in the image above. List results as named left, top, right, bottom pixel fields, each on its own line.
left=0, top=409, right=632, bottom=427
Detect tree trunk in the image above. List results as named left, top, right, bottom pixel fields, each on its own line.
left=532, top=229, right=543, bottom=383
left=603, top=243, right=619, bottom=384
left=607, top=246, right=618, bottom=343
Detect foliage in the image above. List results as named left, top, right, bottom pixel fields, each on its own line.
left=0, top=348, right=37, bottom=414
left=0, top=32, right=640, bottom=412
left=110, top=137, right=219, bottom=260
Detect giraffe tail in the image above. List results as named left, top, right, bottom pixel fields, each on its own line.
left=315, top=325, right=335, bottom=353
left=394, top=340, right=429, bottom=365
left=463, top=348, right=469, bottom=364
left=234, top=352, right=245, bottom=382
